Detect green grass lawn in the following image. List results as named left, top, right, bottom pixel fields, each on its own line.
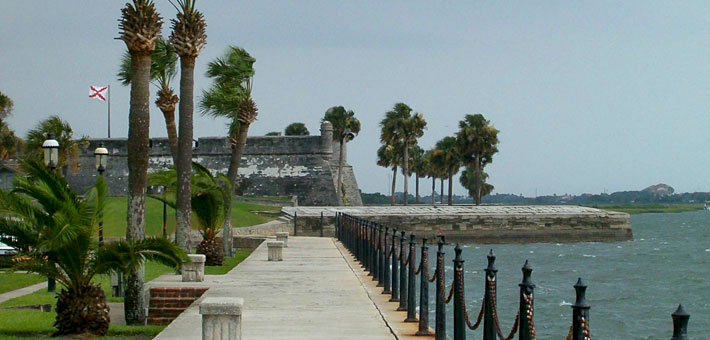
left=0, top=272, right=46, bottom=294
left=0, top=249, right=252, bottom=339
left=587, top=203, right=705, bottom=214
left=102, top=196, right=281, bottom=238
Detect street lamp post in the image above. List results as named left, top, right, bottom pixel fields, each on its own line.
left=94, top=143, right=108, bottom=246
left=41, top=133, right=59, bottom=293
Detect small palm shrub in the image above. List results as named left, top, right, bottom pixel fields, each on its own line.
left=150, top=162, right=231, bottom=265
left=0, top=160, right=187, bottom=336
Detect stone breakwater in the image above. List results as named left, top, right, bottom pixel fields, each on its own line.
left=282, top=205, right=632, bottom=243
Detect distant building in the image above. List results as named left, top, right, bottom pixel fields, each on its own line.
left=0, top=162, right=23, bottom=191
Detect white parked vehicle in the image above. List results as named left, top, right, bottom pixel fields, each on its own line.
left=0, top=240, right=17, bottom=255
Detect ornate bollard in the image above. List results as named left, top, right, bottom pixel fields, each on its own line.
left=200, top=297, right=243, bottom=340
left=405, top=233, right=418, bottom=322
left=453, top=244, right=465, bottom=340
left=670, top=304, right=689, bottom=340
left=275, top=232, right=288, bottom=248
left=435, top=236, right=446, bottom=340
left=320, top=211, right=324, bottom=237
left=267, top=241, right=284, bottom=261
left=390, top=227, right=400, bottom=302
left=377, top=225, right=384, bottom=286
left=518, top=260, right=535, bottom=340
left=182, top=254, right=206, bottom=282
left=571, top=278, right=591, bottom=340
left=416, top=237, right=431, bottom=335
left=397, top=231, right=408, bottom=312
left=383, top=227, right=392, bottom=294
left=483, top=250, right=498, bottom=340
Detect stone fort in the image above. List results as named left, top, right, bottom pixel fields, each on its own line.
left=65, top=122, right=363, bottom=206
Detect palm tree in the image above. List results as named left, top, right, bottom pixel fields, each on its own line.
left=323, top=106, right=361, bottom=205
left=408, top=145, right=426, bottom=204
left=118, top=0, right=163, bottom=325
left=432, top=137, right=461, bottom=206
left=379, top=103, right=426, bottom=206
left=460, top=166, right=494, bottom=202
left=170, top=0, right=207, bottom=252
left=200, top=46, right=257, bottom=257
left=118, top=37, right=180, bottom=163
left=456, top=114, right=499, bottom=205
left=149, top=162, right=231, bottom=265
left=284, top=122, right=309, bottom=136
left=424, top=149, right=437, bottom=204
left=377, top=143, right=402, bottom=205
left=0, top=160, right=185, bottom=336
left=24, top=116, right=89, bottom=175
left=0, top=91, right=13, bottom=123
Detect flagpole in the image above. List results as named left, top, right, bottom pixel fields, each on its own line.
left=107, top=85, right=111, bottom=138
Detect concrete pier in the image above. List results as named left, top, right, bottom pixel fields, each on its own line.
left=282, top=205, right=632, bottom=242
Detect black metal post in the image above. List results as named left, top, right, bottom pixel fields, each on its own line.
left=518, top=260, right=535, bottom=340
left=670, top=304, right=689, bottom=340
left=320, top=211, right=324, bottom=237
left=383, top=227, right=391, bottom=294
left=435, top=236, right=446, bottom=340
left=369, top=222, right=376, bottom=277
left=453, top=243, right=465, bottom=340
left=162, top=198, right=167, bottom=238
left=483, top=250, right=498, bottom=340
left=571, top=278, right=591, bottom=340
left=397, top=231, right=408, bottom=311
left=416, top=237, right=431, bottom=335
left=377, top=225, right=384, bottom=286
left=293, top=211, right=298, bottom=236
left=390, top=228, right=399, bottom=302
left=405, top=233, right=417, bottom=322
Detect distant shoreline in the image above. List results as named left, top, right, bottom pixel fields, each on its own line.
left=586, top=203, right=705, bottom=214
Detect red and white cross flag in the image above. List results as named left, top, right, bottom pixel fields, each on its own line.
left=89, top=86, right=108, bottom=101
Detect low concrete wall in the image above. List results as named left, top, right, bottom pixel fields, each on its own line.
left=283, top=205, right=633, bottom=243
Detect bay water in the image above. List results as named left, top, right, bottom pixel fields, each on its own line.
left=424, top=210, right=710, bottom=339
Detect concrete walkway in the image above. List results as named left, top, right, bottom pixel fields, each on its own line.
left=152, top=237, right=395, bottom=340
left=0, top=281, right=47, bottom=304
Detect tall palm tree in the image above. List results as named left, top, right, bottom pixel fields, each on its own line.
left=379, top=103, right=426, bottom=206
left=118, top=0, right=163, bottom=325
left=149, top=162, right=231, bottom=265
left=432, top=137, right=461, bottom=206
left=200, top=46, right=256, bottom=257
left=284, top=122, right=309, bottom=136
left=456, top=114, right=499, bottom=205
left=170, top=0, right=207, bottom=252
left=323, top=106, right=361, bottom=205
left=0, top=160, right=185, bottom=336
left=24, top=116, right=89, bottom=175
left=408, top=145, right=426, bottom=204
left=377, top=143, right=402, bottom=205
left=118, top=37, right=180, bottom=163
left=424, top=149, right=437, bottom=204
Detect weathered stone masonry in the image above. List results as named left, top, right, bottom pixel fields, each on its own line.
left=65, top=122, right=363, bottom=206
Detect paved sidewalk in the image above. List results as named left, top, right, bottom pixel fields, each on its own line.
left=0, top=281, right=47, bottom=304
left=153, top=237, right=395, bottom=340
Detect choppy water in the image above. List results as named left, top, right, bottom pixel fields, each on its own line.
left=422, top=211, right=710, bottom=340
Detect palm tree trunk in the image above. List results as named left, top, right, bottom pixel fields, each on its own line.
left=162, top=108, right=179, bottom=165
left=431, top=177, right=435, bottom=205
left=403, top=140, right=409, bottom=206
left=125, top=53, right=151, bottom=325
left=475, top=155, right=482, bottom=206
left=222, top=123, right=250, bottom=257
left=176, top=57, right=195, bottom=252
left=448, top=170, right=453, bottom=206
left=391, top=167, right=397, bottom=205
left=440, top=177, right=444, bottom=205
left=337, top=139, right=345, bottom=205
left=415, top=173, right=419, bottom=204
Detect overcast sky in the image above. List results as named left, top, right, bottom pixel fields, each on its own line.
left=2, top=1, right=710, bottom=196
